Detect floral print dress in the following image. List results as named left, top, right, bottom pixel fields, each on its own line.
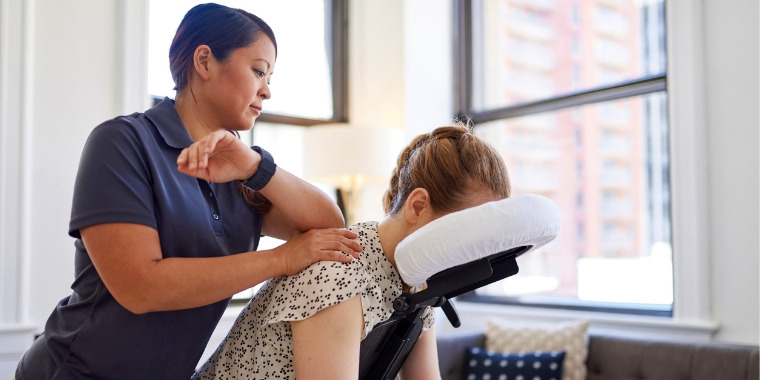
left=192, top=221, right=434, bottom=379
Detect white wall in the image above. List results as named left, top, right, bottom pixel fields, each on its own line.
left=0, top=0, right=757, bottom=376
left=28, top=0, right=125, bottom=326
left=0, top=0, right=127, bottom=374
left=702, top=0, right=759, bottom=344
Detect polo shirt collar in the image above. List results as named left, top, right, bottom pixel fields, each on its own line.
left=145, top=97, right=194, bottom=149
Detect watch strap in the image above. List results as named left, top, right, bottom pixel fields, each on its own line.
left=241, top=146, right=277, bottom=191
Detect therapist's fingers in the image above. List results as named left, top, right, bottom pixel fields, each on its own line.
left=180, top=145, right=203, bottom=172
left=177, top=131, right=227, bottom=170
left=323, top=250, right=355, bottom=263
left=279, top=228, right=363, bottom=275
left=178, top=142, right=201, bottom=171
left=189, top=134, right=217, bottom=169
left=328, top=230, right=362, bottom=259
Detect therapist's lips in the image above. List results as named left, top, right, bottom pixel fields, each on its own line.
left=250, top=105, right=262, bottom=116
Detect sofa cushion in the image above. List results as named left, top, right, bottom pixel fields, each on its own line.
left=464, top=347, right=565, bottom=380
left=438, top=331, right=759, bottom=380
left=484, top=319, right=589, bottom=380
left=586, top=335, right=760, bottom=380
left=438, top=331, right=487, bottom=380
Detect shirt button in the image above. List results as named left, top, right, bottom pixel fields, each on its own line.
left=212, top=213, right=219, bottom=220
left=209, top=192, right=214, bottom=198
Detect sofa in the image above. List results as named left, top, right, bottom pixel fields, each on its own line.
left=436, top=330, right=760, bottom=380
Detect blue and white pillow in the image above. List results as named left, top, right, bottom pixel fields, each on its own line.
left=463, top=347, right=565, bottom=380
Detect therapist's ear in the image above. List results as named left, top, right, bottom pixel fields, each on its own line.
left=404, top=188, right=430, bottom=225
left=193, top=45, right=213, bottom=81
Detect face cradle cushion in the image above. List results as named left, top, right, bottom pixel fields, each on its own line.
left=396, top=194, right=562, bottom=287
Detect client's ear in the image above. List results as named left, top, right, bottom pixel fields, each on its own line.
left=404, top=188, right=430, bottom=225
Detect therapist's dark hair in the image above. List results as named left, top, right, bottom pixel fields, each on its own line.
left=169, top=3, right=278, bottom=91
left=383, top=124, right=511, bottom=215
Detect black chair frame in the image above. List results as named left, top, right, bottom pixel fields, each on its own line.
left=358, top=245, right=531, bottom=380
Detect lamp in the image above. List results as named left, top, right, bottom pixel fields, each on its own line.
left=302, top=124, right=405, bottom=226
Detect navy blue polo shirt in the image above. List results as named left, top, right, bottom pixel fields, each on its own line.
left=16, top=98, right=263, bottom=379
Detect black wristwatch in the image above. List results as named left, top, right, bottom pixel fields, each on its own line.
left=241, top=146, right=277, bottom=191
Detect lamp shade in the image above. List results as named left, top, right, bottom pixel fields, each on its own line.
left=302, top=124, right=406, bottom=190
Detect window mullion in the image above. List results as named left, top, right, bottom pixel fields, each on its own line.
left=328, top=0, right=349, bottom=124
left=453, top=0, right=472, bottom=118
left=257, top=113, right=343, bottom=126
left=470, top=74, right=666, bottom=124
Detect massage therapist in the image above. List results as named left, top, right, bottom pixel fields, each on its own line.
left=14, top=4, right=360, bottom=379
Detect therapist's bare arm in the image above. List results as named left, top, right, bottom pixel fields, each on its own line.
left=81, top=223, right=360, bottom=314
left=257, top=167, right=346, bottom=240
left=176, top=129, right=347, bottom=240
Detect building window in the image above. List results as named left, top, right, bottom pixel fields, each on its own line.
left=570, top=4, right=580, bottom=29
left=455, top=0, right=670, bottom=315
left=148, top=0, right=347, bottom=126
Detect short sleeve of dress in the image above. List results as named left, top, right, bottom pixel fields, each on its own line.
left=69, top=118, right=157, bottom=238
left=260, top=257, right=369, bottom=324
left=409, top=284, right=436, bottom=331
left=421, top=306, right=435, bottom=330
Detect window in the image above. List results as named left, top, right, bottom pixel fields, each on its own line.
left=455, top=0, right=670, bottom=315
left=148, top=0, right=347, bottom=126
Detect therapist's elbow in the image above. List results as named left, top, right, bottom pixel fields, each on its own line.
left=301, top=206, right=346, bottom=230
left=117, top=298, right=152, bottom=315
left=111, top=289, right=158, bottom=315
left=327, top=201, right=348, bottom=228
left=328, top=211, right=347, bottom=229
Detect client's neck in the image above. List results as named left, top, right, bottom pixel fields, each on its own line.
left=375, top=216, right=407, bottom=273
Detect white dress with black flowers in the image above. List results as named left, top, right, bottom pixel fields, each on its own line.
left=192, top=221, right=434, bottom=379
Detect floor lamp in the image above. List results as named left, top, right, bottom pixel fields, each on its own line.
left=302, top=124, right=405, bottom=226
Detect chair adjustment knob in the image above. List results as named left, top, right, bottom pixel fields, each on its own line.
left=393, top=296, right=411, bottom=312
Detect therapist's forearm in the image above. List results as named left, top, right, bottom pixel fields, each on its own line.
left=259, top=167, right=345, bottom=232
left=128, top=250, right=282, bottom=313
left=82, top=222, right=284, bottom=314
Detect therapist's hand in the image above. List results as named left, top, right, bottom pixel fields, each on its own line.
left=177, top=130, right=259, bottom=183
left=275, top=228, right=363, bottom=276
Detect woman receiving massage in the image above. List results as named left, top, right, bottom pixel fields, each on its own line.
left=187, top=124, right=511, bottom=379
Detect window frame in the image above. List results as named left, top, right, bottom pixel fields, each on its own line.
left=451, top=0, right=693, bottom=318
left=148, top=0, right=349, bottom=127
left=254, top=0, right=349, bottom=126
left=453, top=0, right=666, bottom=125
